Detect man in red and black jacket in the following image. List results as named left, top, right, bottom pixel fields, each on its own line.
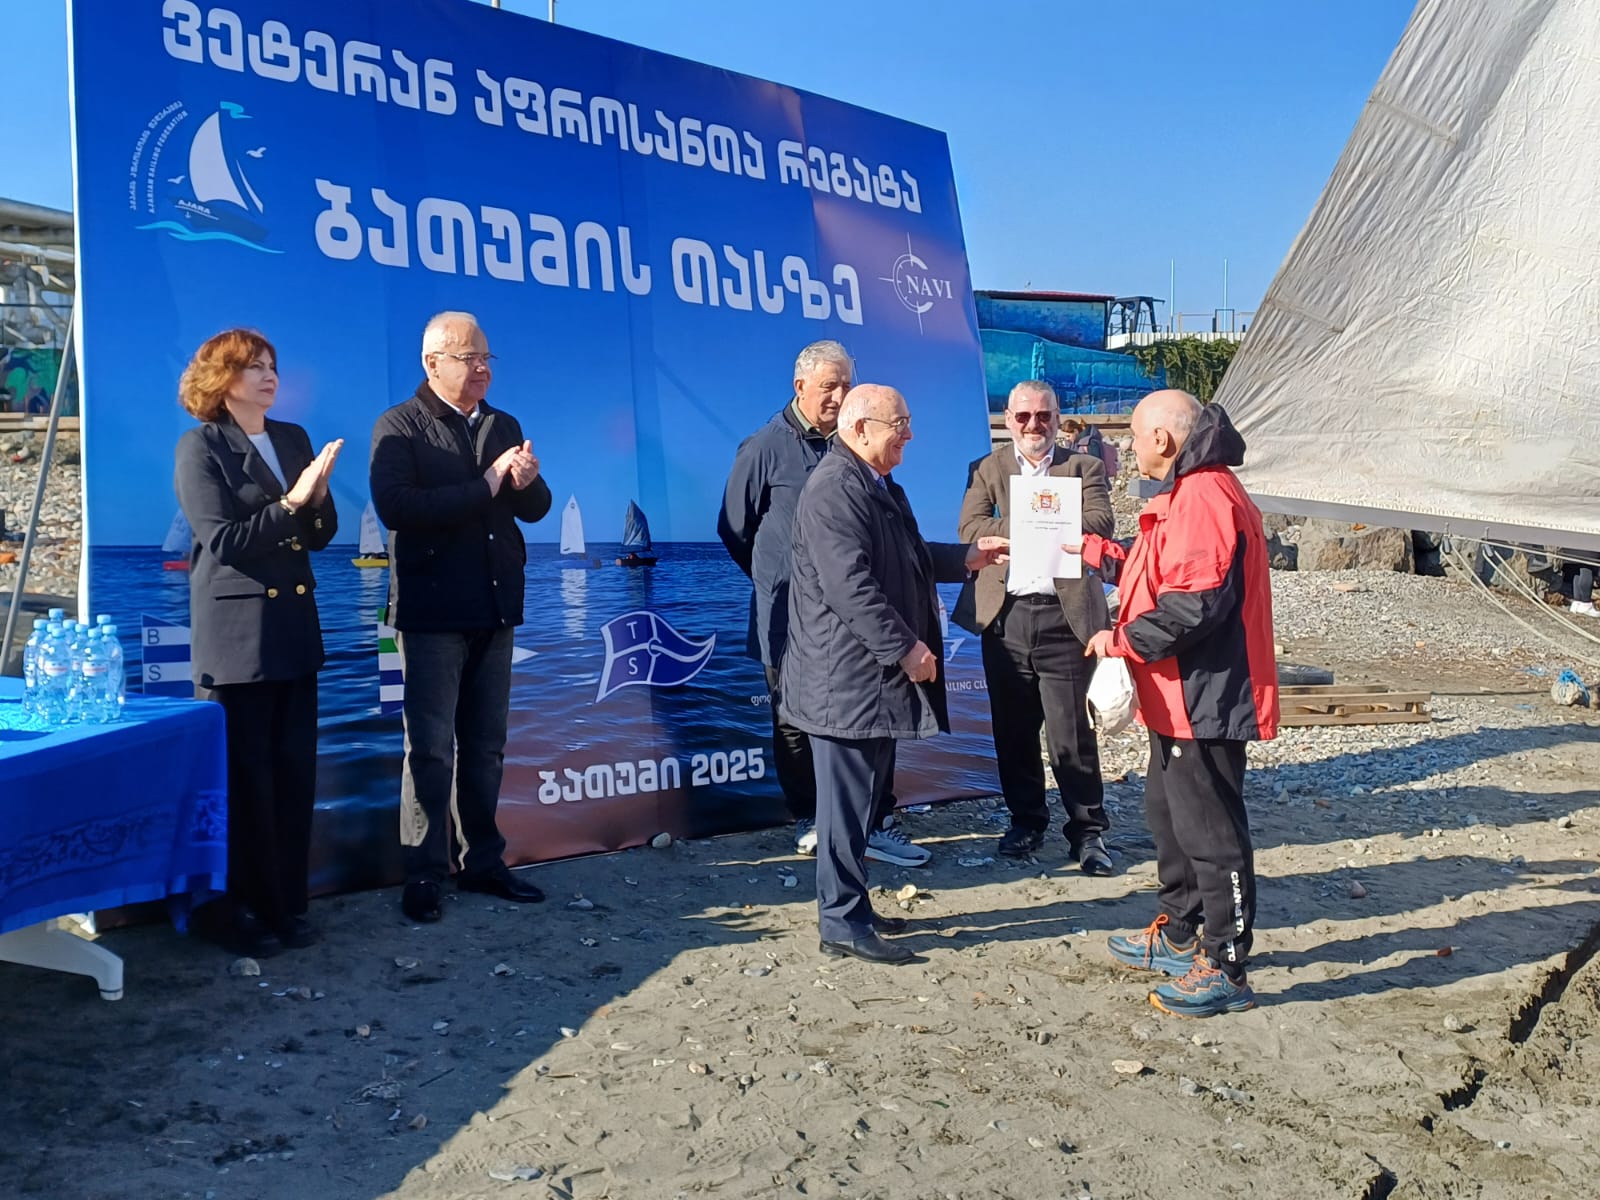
left=1079, top=390, right=1277, bottom=1018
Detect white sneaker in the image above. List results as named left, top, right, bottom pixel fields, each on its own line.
left=795, top=819, right=818, bottom=856
left=866, top=816, right=931, bottom=867
left=1571, top=601, right=1599, bottom=618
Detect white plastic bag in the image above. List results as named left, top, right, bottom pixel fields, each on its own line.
left=1086, top=655, right=1136, bottom=735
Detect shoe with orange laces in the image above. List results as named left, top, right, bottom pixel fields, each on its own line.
left=1106, top=913, right=1198, bottom=976
left=1149, top=950, right=1256, bottom=1018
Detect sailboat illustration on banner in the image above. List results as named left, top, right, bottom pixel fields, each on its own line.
left=615, top=500, right=657, bottom=568
left=161, top=509, right=192, bottom=571
left=559, top=494, right=599, bottom=567
left=178, top=105, right=268, bottom=244
left=351, top=502, right=389, bottom=568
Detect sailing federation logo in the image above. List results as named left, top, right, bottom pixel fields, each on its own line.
left=129, top=101, right=280, bottom=253
left=879, top=234, right=956, bottom=334
left=596, top=610, right=715, bottom=702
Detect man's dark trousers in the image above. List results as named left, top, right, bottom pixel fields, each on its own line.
left=812, top=733, right=894, bottom=941
left=1143, top=730, right=1254, bottom=978
left=981, top=593, right=1108, bottom=843
left=398, top=627, right=513, bottom=881
left=766, top=663, right=897, bottom=830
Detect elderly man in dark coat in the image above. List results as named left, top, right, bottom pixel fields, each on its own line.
left=781, top=384, right=1007, bottom=964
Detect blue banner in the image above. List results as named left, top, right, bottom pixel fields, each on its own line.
left=69, top=0, right=997, bottom=881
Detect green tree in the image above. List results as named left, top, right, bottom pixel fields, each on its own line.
left=1122, top=338, right=1241, bottom=404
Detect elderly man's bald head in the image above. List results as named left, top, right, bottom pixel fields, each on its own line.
left=1129, top=389, right=1202, bottom=480
left=838, top=383, right=913, bottom=475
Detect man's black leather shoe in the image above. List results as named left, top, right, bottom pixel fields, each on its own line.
left=224, top=908, right=283, bottom=958
left=274, top=914, right=319, bottom=948
left=819, top=932, right=921, bottom=964
left=1072, top=836, right=1115, bottom=877
left=401, top=879, right=443, bottom=923
left=872, top=913, right=909, bottom=935
left=998, top=825, right=1046, bottom=858
left=456, top=864, right=546, bottom=904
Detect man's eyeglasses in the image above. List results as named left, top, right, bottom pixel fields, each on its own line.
left=864, top=415, right=912, bottom=434
left=1009, top=409, right=1057, bottom=428
left=436, top=351, right=498, bottom=369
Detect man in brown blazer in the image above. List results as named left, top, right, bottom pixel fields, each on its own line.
left=956, top=380, right=1117, bottom=872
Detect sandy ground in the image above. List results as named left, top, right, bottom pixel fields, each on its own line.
left=4, top=577, right=1600, bottom=1200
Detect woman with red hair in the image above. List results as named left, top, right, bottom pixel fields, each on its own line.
left=174, top=329, right=342, bottom=957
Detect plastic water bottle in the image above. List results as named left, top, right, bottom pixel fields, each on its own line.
left=21, top=618, right=47, bottom=716
left=64, top=623, right=88, bottom=723
left=36, top=621, right=74, bottom=726
left=100, top=624, right=127, bottom=721
left=80, top=630, right=113, bottom=724
left=48, top=607, right=65, bottom=623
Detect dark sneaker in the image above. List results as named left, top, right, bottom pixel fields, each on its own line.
left=1149, top=952, right=1256, bottom=1018
left=1107, top=913, right=1198, bottom=975
left=1071, top=835, right=1115, bottom=877
left=997, top=825, right=1045, bottom=858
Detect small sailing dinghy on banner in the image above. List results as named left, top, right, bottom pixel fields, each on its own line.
left=161, top=509, right=192, bottom=570
left=351, top=502, right=389, bottom=568
left=560, top=495, right=600, bottom=567
left=615, top=500, right=657, bottom=567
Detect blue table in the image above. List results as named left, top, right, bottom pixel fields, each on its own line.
left=0, top=677, right=227, bottom=997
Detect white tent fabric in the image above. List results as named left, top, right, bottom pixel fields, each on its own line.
left=1217, top=0, right=1600, bottom=552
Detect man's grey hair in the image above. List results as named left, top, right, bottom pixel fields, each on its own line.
left=1007, top=380, right=1058, bottom=412
left=421, top=311, right=481, bottom=356
left=793, top=340, right=854, bottom=383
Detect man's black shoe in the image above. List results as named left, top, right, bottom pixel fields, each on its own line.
left=819, top=932, right=921, bottom=964
left=456, top=864, right=546, bottom=904
left=1072, top=836, right=1115, bottom=877
left=872, top=913, right=909, bottom=935
left=224, top=908, right=283, bottom=958
left=275, top=914, right=319, bottom=949
left=997, top=826, right=1046, bottom=858
left=401, top=879, right=443, bottom=923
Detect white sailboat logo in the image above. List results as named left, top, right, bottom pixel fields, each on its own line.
left=170, top=104, right=270, bottom=247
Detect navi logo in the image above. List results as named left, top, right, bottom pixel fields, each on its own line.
left=879, top=234, right=956, bottom=334
left=130, top=100, right=280, bottom=253
left=596, top=610, right=716, bottom=702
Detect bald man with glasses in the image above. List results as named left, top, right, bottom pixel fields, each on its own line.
left=370, top=310, right=552, bottom=923
left=956, top=380, right=1117, bottom=872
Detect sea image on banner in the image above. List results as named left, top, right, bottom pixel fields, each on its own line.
left=68, top=0, right=998, bottom=892
left=93, top=545, right=996, bottom=893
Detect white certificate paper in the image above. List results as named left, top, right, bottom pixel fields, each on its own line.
left=1009, top=474, right=1083, bottom=584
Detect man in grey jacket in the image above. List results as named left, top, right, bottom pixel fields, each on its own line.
left=782, top=384, right=1006, bottom=964
left=719, top=342, right=930, bottom=867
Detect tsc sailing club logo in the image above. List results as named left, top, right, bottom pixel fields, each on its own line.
left=880, top=233, right=956, bottom=334
left=596, top=611, right=715, bottom=702
left=128, top=100, right=280, bottom=253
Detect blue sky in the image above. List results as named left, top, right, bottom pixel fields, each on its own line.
left=5, top=0, right=1414, bottom=317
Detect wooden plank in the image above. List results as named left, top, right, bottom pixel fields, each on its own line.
left=1281, top=691, right=1430, bottom=708
left=1280, top=710, right=1432, bottom=727
left=1280, top=683, right=1381, bottom=696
